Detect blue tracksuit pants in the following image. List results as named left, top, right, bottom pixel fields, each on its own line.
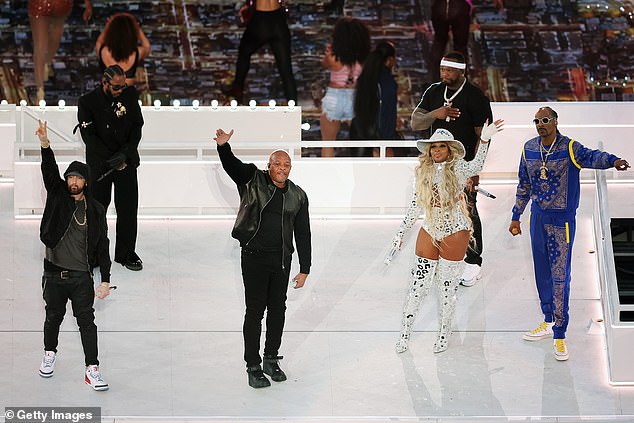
left=529, top=209, right=576, bottom=339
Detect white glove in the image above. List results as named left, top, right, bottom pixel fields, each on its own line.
left=480, top=119, right=504, bottom=141
left=384, top=233, right=403, bottom=265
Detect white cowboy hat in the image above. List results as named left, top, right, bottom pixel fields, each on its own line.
left=416, top=128, right=466, bottom=160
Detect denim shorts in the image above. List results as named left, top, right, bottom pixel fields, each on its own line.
left=321, top=87, right=355, bottom=121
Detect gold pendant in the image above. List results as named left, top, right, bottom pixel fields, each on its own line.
left=540, top=165, right=548, bottom=180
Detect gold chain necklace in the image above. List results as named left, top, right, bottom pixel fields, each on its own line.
left=73, top=198, right=87, bottom=226
left=539, top=138, right=557, bottom=180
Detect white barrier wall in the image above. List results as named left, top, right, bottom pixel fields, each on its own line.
left=0, top=104, right=16, bottom=176
left=10, top=102, right=634, bottom=217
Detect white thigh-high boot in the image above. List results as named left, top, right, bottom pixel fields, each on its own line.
left=396, top=255, right=438, bottom=353
left=433, top=257, right=464, bottom=353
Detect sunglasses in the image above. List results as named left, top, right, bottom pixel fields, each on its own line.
left=109, top=83, right=127, bottom=91
left=533, top=117, right=555, bottom=125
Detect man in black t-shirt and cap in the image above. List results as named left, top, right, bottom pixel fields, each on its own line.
left=411, top=51, right=493, bottom=287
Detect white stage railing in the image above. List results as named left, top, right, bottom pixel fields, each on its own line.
left=593, top=162, right=634, bottom=385
left=5, top=102, right=634, bottom=217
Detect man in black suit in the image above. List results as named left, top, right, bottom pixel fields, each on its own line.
left=77, top=65, right=145, bottom=271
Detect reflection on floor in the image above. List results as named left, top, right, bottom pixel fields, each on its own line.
left=1, top=182, right=634, bottom=423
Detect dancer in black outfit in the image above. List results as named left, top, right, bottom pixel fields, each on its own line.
left=429, top=0, right=471, bottom=81
left=224, top=0, right=296, bottom=103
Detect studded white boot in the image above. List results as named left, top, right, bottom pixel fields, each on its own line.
left=396, top=255, right=438, bottom=353
left=433, top=258, right=464, bottom=353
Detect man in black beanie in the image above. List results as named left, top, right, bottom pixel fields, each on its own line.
left=37, top=120, right=112, bottom=391
left=77, top=64, right=145, bottom=271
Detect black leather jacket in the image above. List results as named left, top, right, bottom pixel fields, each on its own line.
left=39, top=147, right=112, bottom=282
left=218, top=143, right=311, bottom=274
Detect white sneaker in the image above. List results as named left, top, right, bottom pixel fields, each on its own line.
left=460, top=263, right=481, bottom=287
left=39, top=351, right=56, bottom=378
left=554, top=339, right=569, bottom=361
left=523, top=321, right=554, bottom=341
left=85, top=365, right=109, bottom=391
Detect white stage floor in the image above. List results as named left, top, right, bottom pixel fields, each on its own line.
left=1, top=181, right=634, bottom=423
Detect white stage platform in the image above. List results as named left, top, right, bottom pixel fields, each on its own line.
left=1, top=179, right=634, bottom=422
left=2, top=100, right=634, bottom=422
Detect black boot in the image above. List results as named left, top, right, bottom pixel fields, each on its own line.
left=246, top=365, right=271, bottom=388
left=263, top=355, right=287, bottom=382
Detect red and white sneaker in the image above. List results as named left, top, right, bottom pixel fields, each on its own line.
left=39, top=351, right=56, bottom=378
left=85, top=365, right=109, bottom=391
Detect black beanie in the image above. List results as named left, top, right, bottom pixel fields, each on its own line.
left=64, top=161, right=90, bottom=181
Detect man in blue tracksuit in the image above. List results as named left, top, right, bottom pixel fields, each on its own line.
left=509, top=106, right=630, bottom=361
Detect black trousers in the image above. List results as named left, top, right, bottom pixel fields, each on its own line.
left=464, top=189, right=483, bottom=266
left=233, top=8, right=297, bottom=102
left=241, top=249, right=291, bottom=367
left=92, top=164, right=138, bottom=263
left=430, top=0, right=471, bottom=81
left=42, top=271, right=98, bottom=366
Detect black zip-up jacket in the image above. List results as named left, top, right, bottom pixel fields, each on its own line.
left=218, top=142, right=311, bottom=274
left=40, top=147, right=112, bottom=282
left=77, top=84, right=144, bottom=175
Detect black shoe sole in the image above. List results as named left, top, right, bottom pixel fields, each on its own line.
left=248, top=376, right=271, bottom=388
left=248, top=380, right=271, bottom=388
left=124, top=263, right=143, bottom=271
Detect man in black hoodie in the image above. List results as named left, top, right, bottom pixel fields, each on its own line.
left=37, top=120, right=112, bottom=391
left=214, top=128, right=311, bottom=389
left=77, top=64, right=144, bottom=271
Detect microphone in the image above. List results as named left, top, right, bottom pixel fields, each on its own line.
left=96, top=168, right=115, bottom=182
left=384, top=244, right=399, bottom=265
left=475, top=186, right=496, bottom=199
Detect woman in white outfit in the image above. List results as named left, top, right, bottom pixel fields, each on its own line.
left=389, top=119, right=504, bottom=353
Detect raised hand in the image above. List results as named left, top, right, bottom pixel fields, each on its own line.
left=36, top=120, right=50, bottom=148
left=480, top=118, right=505, bottom=141
left=213, top=128, right=234, bottom=146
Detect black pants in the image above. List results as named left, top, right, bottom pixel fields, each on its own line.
left=92, top=164, right=138, bottom=263
left=430, top=0, right=470, bottom=81
left=241, top=249, right=291, bottom=367
left=464, top=189, right=483, bottom=266
left=42, top=271, right=98, bottom=366
left=233, top=8, right=297, bottom=102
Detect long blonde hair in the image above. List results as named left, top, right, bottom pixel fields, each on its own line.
left=414, top=142, right=470, bottom=238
